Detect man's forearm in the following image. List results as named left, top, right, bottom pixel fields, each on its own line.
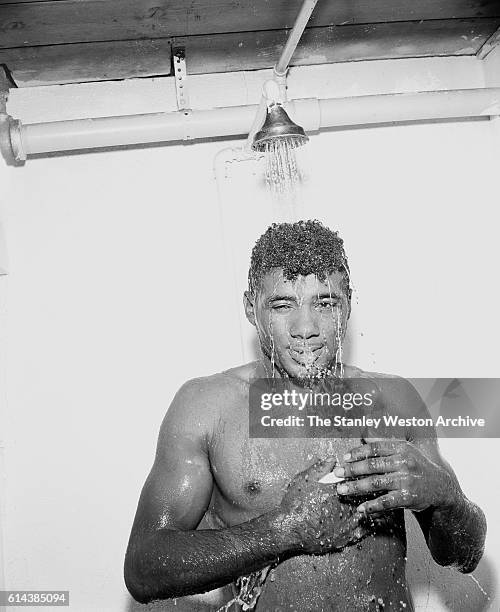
left=125, top=509, right=296, bottom=603
left=422, top=479, right=486, bottom=573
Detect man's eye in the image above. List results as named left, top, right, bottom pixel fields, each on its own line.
left=317, top=301, right=337, bottom=309
left=272, top=304, right=292, bottom=311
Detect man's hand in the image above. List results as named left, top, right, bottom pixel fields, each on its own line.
left=278, top=457, right=368, bottom=554
left=333, top=440, right=454, bottom=514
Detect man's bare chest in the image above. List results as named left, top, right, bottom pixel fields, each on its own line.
left=208, top=404, right=362, bottom=522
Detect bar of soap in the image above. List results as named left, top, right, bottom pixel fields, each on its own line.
left=318, top=471, right=345, bottom=484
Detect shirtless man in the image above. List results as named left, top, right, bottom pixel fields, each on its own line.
left=124, top=220, right=486, bottom=611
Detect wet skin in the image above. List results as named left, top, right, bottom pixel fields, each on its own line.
left=243, top=270, right=351, bottom=383
left=205, top=362, right=412, bottom=611
left=125, top=271, right=485, bottom=611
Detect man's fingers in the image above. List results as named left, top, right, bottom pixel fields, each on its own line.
left=357, top=491, right=409, bottom=514
left=343, top=440, right=404, bottom=463
left=334, top=455, right=403, bottom=479
left=337, top=473, right=402, bottom=497
left=346, top=514, right=368, bottom=543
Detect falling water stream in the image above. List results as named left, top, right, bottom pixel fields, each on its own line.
left=263, top=137, right=303, bottom=201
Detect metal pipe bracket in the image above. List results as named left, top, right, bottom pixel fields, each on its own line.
left=172, top=46, right=190, bottom=111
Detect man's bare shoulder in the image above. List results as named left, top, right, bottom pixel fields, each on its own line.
left=167, top=362, right=258, bottom=424
left=221, top=360, right=262, bottom=382
left=354, top=367, right=432, bottom=424
left=344, top=365, right=427, bottom=415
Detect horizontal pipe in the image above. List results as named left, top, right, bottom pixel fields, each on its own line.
left=317, top=88, right=500, bottom=126
left=8, top=88, right=500, bottom=160
left=18, top=105, right=259, bottom=156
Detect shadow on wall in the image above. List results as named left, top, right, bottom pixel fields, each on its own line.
left=406, top=512, right=496, bottom=611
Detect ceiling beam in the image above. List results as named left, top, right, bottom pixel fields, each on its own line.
left=1, top=0, right=500, bottom=48
left=1, top=18, right=497, bottom=87
left=181, top=19, right=500, bottom=74
left=0, top=39, right=172, bottom=86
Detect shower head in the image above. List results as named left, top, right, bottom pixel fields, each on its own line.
left=252, top=103, right=308, bottom=152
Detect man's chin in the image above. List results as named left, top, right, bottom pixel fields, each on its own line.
left=260, top=349, right=337, bottom=382
left=262, top=358, right=313, bottom=385
left=282, top=360, right=335, bottom=385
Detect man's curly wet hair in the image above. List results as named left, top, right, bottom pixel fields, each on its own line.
left=248, top=220, right=352, bottom=299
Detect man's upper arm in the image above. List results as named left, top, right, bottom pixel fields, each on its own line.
left=130, top=379, right=215, bottom=537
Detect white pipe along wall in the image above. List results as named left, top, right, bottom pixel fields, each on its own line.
left=2, top=88, right=500, bottom=162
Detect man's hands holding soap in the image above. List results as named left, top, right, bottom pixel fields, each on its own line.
left=333, top=439, right=456, bottom=515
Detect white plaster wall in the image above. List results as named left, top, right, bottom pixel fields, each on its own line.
left=0, top=56, right=499, bottom=611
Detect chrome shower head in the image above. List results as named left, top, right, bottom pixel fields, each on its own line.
left=252, top=103, right=308, bottom=152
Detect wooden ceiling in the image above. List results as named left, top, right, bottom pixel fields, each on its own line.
left=1, top=1, right=500, bottom=87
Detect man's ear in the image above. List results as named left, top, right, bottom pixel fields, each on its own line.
left=243, top=291, right=256, bottom=327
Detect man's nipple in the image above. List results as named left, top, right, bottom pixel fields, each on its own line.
left=245, top=480, right=262, bottom=495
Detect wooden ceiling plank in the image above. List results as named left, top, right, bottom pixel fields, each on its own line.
left=2, top=18, right=498, bottom=87
left=179, top=19, right=500, bottom=74
left=1, top=0, right=500, bottom=49
left=0, top=38, right=172, bottom=86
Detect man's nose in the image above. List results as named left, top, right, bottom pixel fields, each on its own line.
left=289, top=306, right=320, bottom=339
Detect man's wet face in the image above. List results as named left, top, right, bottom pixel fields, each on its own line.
left=248, top=269, right=350, bottom=382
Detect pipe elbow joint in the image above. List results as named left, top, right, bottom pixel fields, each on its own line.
left=0, top=113, right=25, bottom=166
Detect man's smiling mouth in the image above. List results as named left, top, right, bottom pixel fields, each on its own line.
left=289, top=345, right=323, bottom=366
